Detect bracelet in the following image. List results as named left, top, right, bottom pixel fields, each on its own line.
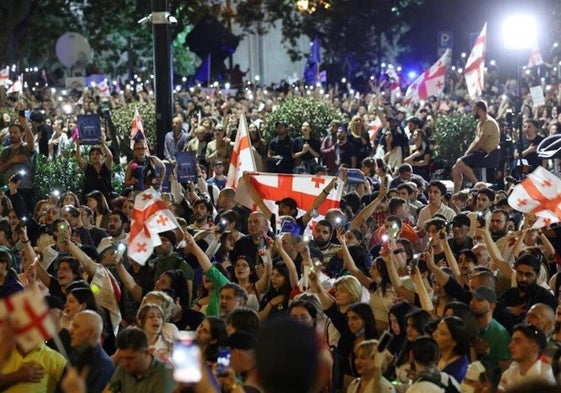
left=269, top=302, right=275, bottom=308
left=21, top=239, right=30, bottom=244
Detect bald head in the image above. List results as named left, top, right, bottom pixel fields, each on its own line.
left=69, top=310, right=103, bottom=348
left=527, top=303, right=555, bottom=336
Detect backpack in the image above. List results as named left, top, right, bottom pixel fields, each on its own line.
left=417, top=372, right=460, bottom=393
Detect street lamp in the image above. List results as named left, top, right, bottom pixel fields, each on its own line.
left=502, top=14, right=538, bottom=167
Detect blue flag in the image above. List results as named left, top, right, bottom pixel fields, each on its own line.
left=303, top=36, right=321, bottom=84
left=195, top=54, right=211, bottom=83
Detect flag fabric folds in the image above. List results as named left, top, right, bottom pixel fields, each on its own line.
left=508, top=166, right=561, bottom=228
left=464, top=23, right=487, bottom=100
left=404, top=49, right=450, bottom=105
left=97, top=79, right=111, bottom=97
left=0, top=67, right=11, bottom=87
left=130, top=107, right=150, bottom=154
left=236, top=172, right=343, bottom=234
left=304, top=36, right=322, bottom=85
left=528, top=43, right=544, bottom=68
left=128, top=188, right=180, bottom=264
left=226, top=113, right=257, bottom=188
left=195, top=54, right=211, bottom=83
left=6, top=75, right=22, bottom=94
left=0, top=287, right=57, bottom=353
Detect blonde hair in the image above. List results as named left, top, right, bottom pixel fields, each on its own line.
left=334, top=275, right=362, bottom=304
left=141, top=291, right=174, bottom=321
left=355, top=339, right=388, bottom=371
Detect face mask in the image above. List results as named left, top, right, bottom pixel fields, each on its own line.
left=460, top=382, right=475, bottom=393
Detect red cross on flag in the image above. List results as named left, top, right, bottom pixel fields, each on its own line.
left=128, top=188, right=180, bottom=264
left=0, top=287, right=57, bottom=353
left=464, top=23, right=487, bottom=100
left=226, top=113, right=256, bottom=189
left=98, top=79, right=111, bottom=97
left=6, top=75, right=22, bottom=94
left=404, top=49, right=450, bottom=105
left=508, top=166, right=561, bottom=228
left=130, top=107, right=150, bottom=153
left=236, top=172, right=343, bottom=234
left=528, top=43, right=544, bottom=68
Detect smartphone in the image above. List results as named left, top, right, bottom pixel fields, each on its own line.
left=259, top=236, right=266, bottom=251
left=377, top=330, right=394, bottom=353
left=114, top=243, right=126, bottom=264
left=172, top=332, right=202, bottom=384
left=381, top=234, right=390, bottom=248
left=476, top=212, right=486, bottom=228
left=216, top=347, right=231, bottom=377
left=218, top=219, right=229, bottom=233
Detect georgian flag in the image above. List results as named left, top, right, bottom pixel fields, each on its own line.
left=404, top=49, right=450, bottom=105
left=130, top=107, right=150, bottom=153
left=464, top=23, right=487, bottom=100
left=0, top=67, right=11, bottom=87
left=128, top=188, right=180, bottom=264
left=98, top=79, right=111, bottom=97
left=0, top=287, right=57, bottom=353
left=6, top=75, right=22, bottom=94
left=508, top=166, right=561, bottom=228
left=528, top=43, right=544, bottom=68
left=226, top=113, right=256, bottom=188
left=236, top=172, right=343, bottom=234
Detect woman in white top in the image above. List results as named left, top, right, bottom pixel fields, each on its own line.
left=136, top=303, right=173, bottom=364
left=48, top=118, right=70, bottom=160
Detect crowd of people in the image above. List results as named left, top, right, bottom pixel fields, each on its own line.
left=1, top=59, right=561, bottom=393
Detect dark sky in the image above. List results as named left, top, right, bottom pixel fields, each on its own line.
left=405, top=0, right=557, bottom=73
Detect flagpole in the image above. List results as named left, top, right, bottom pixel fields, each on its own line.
left=208, top=53, right=212, bottom=85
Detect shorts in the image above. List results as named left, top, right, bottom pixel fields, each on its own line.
left=460, top=149, right=487, bottom=167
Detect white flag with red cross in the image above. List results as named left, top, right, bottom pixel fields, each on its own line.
left=528, top=43, right=544, bottom=68
left=0, top=287, right=57, bottom=353
left=6, top=75, right=22, bottom=94
left=508, top=166, right=561, bottom=228
left=128, top=188, right=180, bottom=264
left=236, top=172, right=343, bottom=234
left=98, top=79, right=111, bottom=97
left=465, top=23, right=487, bottom=100
left=404, top=49, right=450, bottom=105
left=226, top=113, right=256, bottom=189
left=0, top=67, right=11, bottom=87
left=130, top=108, right=150, bottom=153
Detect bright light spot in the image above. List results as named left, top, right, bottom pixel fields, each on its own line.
left=341, top=78, right=346, bottom=83
left=490, top=60, right=496, bottom=66
left=397, top=66, right=402, bottom=72
left=255, top=75, right=260, bottom=81
left=554, top=42, right=559, bottom=48
left=50, top=88, right=56, bottom=94
left=91, top=82, right=97, bottom=87
left=182, top=76, right=187, bottom=82
left=458, top=68, right=463, bottom=74
left=33, top=67, right=38, bottom=72
left=213, top=81, right=219, bottom=87
left=370, top=75, right=375, bottom=80
left=381, top=63, right=386, bottom=68
left=503, top=14, right=538, bottom=50
left=62, top=90, right=67, bottom=96
left=461, top=52, right=466, bottom=58
left=407, top=71, right=417, bottom=79
left=225, top=83, right=231, bottom=89
left=451, top=66, right=456, bottom=71
left=388, top=64, right=394, bottom=69
left=525, top=69, right=531, bottom=75
left=25, top=68, right=29, bottom=72
left=62, top=104, right=72, bottom=114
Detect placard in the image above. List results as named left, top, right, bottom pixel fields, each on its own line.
left=77, top=115, right=101, bottom=145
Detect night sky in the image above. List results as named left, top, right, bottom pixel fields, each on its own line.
left=406, top=0, right=557, bottom=74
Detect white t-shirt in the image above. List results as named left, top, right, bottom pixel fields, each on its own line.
left=498, top=359, right=556, bottom=391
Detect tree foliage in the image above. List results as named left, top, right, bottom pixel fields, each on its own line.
left=261, top=96, right=340, bottom=142
left=432, top=113, right=476, bottom=171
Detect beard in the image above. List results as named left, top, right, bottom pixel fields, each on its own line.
left=490, top=228, right=507, bottom=241
left=474, top=112, right=480, bottom=120
left=518, top=280, right=537, bottom=293
left=314, top=238, right=329, bottom=248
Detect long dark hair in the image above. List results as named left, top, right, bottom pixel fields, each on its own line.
left=370, top=257, right=391, bottom=296
left=202, top=316, right=228, bottom=362
left=347, top=302, right=378, bottom=339
left=440, top=316, right=470, bottom=357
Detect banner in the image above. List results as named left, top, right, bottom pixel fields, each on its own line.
left=464, top=23, right=487, bottom=100
left=404, top=49, right=450, bottom=105
left=226, top=113, right=256, bottom=188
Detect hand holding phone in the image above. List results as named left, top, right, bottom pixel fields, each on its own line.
left=172, top=332, right=202, bottom=384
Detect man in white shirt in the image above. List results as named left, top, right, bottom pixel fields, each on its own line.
left=498, top=324, right=556, bottom=391
left=416, top=181, right=455, bottom=239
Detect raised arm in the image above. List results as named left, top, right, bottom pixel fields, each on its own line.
left=350, top=186, right=386, bottom=229
left=241, top=172, right=272, bottom=218
left=184, top=231, right=212, bottom=272
left=74, top=138, right=88, bottom=172
left=274, top=236, right=299, bottom=289
left=336, top=228, right=372, bottom=288
left=300, top=178, right=338, bottom=227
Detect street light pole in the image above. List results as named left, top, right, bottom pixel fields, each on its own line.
left=151, top=0, right=173, bottom=158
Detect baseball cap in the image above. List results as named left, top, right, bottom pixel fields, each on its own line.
left=276, top=197, right=297, bottom=210
left=471, top=287, right=497, bottom=303
left=451, top=214, right=471, bottom=227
